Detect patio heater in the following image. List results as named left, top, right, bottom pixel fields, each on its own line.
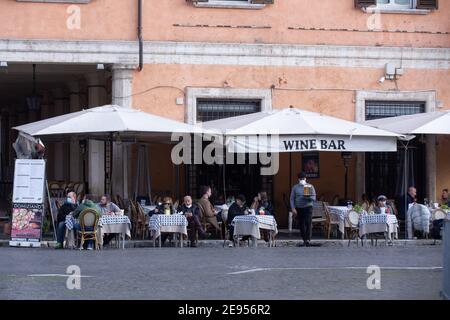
left=26, top=64, right=42, bottom=113
left=341, top=152, right=352, bottom=201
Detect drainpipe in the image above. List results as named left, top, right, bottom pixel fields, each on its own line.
left=137, top=0, right=143, bottom=71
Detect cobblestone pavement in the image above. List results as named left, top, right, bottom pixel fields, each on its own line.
left=0, top=245, right=443, bottom=300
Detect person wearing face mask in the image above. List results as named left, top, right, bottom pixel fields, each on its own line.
left=178, top=195, right=211, bottom=247
left=290, top=172, right=316, bottom=247
left=374, top=195, right=395, bottom=215
left=55, top=191, right=78, bottom=249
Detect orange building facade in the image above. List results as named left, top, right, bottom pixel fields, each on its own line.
left=0, top=0, right=449, bottom=226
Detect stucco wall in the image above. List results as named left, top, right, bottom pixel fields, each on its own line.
left=1, top=0, right=448, bottom=47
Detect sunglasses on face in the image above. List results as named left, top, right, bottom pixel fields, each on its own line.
left=163, top=203, right=170, bottom=206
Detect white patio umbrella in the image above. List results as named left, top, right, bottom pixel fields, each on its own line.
left=201, top=107, right=405, bottom=202
left=13, top=104, right=203, bottom=138
left=13, top=105, right=204, bottom=208
left=365, top=110, right=450, bottom=237
left=363, top=110, right=450, bottom=135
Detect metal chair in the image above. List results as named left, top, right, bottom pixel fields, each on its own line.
left=77, top=209, right=100, bottom=250
left=323, top=202, right=340, bottom=239
left=346, top=210, right=362, bottom=247
left=312, top=201, right=328, bottom=237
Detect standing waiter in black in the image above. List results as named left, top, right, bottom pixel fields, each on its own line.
left=290, top=171, right=317, bottom=247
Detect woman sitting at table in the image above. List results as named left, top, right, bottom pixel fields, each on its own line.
left=374, top=195, right=395, bottom=215
left=150, top=196, right=175, bottom=216
left=250, top=191, right=274, bottom=216
left=227, top=194, right=250, bottom=244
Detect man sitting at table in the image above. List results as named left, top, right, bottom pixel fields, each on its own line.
left=374, top=195, right=395, bottom=215
left=99, top=194, right=122, bottom=247
left=250, top=191, right=274, bottom=216
left=441, top=189, right=450, bottom=206
left=97, top=194, right=121, bottom=216
left=178, top=195, right=211, bottom=247
left=227, top=194, right=250, bottom=245
left=196, top=186, right=221, bottom=232
left=73, top=194, right=100, bottom=250
left=55, top=191, right=78, bottom=249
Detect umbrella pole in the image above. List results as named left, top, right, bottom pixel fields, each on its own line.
left=402, top=141, right=410, bottom=240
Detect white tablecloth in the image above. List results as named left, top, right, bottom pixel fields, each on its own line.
left=148, top=214, right=188, bottom=240
left=359, top=214, right=398, bottom=241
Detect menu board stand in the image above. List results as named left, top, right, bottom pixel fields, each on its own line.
left=9, top=159, right=46, bottom=248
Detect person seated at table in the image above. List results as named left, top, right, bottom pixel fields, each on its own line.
left=441, top=188, right=449, bottom=206
left=99, top=194, right=122, bottom=247
left=151, top=196, right=176, bottom=216
left=178, top=195, right=211, bottom=247
left=97, top=194, right=121, bottom=216
left=398, top=186, right=417, bottom=220
left=196, top=186, right=221, bottom=232
left=73, top=194, right=100, bottom=250
left=361, top=194, right=370, bottom=212
left=374, top=195, right=395, bottom=214
left=227, top=194, right=250, bottom=243
left=55, top=191, right=78, bottom=249
left=250, top=191, right=274, bottom=216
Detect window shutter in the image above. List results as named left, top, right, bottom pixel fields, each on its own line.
left=251, top=0, right=274, bottom=4
left=416, top=0, right=438, bottom=9
left=354, top=0, right=376, bottom=8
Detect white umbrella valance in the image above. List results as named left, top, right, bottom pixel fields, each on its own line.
left=201, top=108, right=404, bottom=153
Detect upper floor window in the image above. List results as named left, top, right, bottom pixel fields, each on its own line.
left=187, top=0, right=273, bottom=9
left=376, top=0, right=412, bottom=9
left=355, top=0, right=438, bottom=14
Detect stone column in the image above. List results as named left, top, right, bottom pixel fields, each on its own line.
left=51, top=88, right=69, bottom=182
left=67, top=81, right=82, bottom=182
left=426, top=135, right=437, bottom=202
left=86, top=72, right=107, bottom=197
left=111, top=65, right=134, bottom=200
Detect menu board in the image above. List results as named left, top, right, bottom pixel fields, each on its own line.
left=10, top=203, right=43, bottom=246
left=12, top=159, right=46, bottom=204
left=10, top=159, right=46, bottom=247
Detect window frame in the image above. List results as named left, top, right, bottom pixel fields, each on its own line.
left=192, top=0, right=266, bottom=10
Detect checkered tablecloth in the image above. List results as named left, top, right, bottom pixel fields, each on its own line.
left=64, top=214, right=131, bottom=248
left=360, top=213, right=398, bottom=225
left=359, top=213, right=398, bottom=240
left=231, top=215, right=259, bottom=225
left=65, top=214, right=130, bottom=230
left=148, top=214, right=188, bottom=240
left=231, top=215, right=278, bottom=240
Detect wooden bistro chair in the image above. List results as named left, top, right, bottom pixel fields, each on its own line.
left=136, top=202, right=149, bottom=240
left=346, top=210, right=362, bottom=247
left=77, top=209, right=100, bottom=250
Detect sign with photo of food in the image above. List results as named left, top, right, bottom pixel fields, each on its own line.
left=10, top=203, right=43, bottom=244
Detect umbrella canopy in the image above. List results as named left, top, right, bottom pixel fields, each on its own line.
left=364, top=110, right=450, bottom=135
left=201, top=107, right=404, bottom=153
left=13, top=105, right=203, bottom=138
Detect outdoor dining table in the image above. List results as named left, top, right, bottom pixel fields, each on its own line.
left=327, top=206, right=349, bottom=239
left=359, top=213, right=399, bottom=243
left=65, top=214, right=131, bottom=249
left=149, top=214, right=188, bottom=248
left=231, top=215, right=278, bottom=247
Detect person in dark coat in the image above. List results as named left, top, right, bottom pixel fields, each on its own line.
left=226, top=194, right=250, bottom=243
left=55, top=191, right=78, bottom=249
left=178, top=195, right=211, bottom=247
